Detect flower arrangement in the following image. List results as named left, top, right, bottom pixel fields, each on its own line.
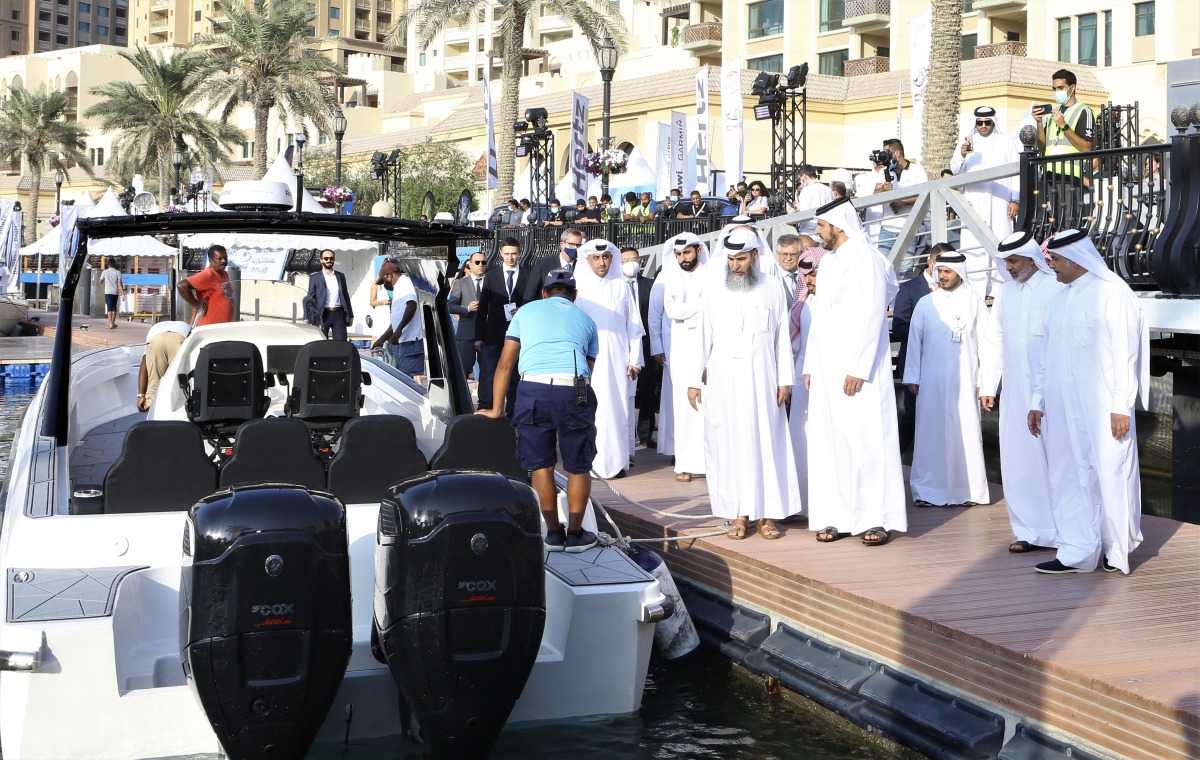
left=582, top=149, right=628, bottom=177
left=46, top=215, right=60, bottom=228
left=322, top=185, right=354, bottom=204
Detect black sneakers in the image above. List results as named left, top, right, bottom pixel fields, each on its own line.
left=1035, top=559, right=1090, bottom=574
left=545, top=525, right=598, bottom=553
left=544, top=525, right=567, bottom=552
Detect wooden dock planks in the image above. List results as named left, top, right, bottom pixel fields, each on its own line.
left=597, top=451, right=1200, bottom=760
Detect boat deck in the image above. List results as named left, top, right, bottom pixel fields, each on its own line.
left=595, top=449, right=1200, bottom=760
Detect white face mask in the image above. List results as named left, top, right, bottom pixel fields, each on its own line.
left=621, top=261, right=640, bottom=278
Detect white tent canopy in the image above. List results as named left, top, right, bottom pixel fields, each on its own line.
left=21, top=188, right=176, bottom=258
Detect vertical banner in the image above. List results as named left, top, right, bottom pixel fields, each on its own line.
left=58, top=205, right=83, bottom=285
left=481, top=78, right=499, bottom=190
left=422, top=191, right=436, bottom=221
left=669, top=110, right=686, bottom=195
left=456, top=189, right=473, bottom=225
left=654, top=123, right=672, bottom=201
left=0, top=199, right=18, bottom=293
left=694, top=65, right=710, bottom=195
left=721, top=61, right=744, bottom=192
left=909, top=9, right=933, bottom=155
left=569, top=91, right=590, bottom=204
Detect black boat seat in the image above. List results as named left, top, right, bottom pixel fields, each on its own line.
left=326, top=415, right=428, bottom=504
left=179, top=340, right=270, bottom=448
left=287, top=339, right=364, bottom=450
left=103, top=421, right=217, bottom=513
left=219, top=417, right=326, bottom=490
left=428, top=414, right=527, bottom=481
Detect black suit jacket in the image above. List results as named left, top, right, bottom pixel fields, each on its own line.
left=448, top=274, right=483, bottom=340
left=628, top=275, right=654, bottom=355
left=474, top=266, right=533, bottom=346
left=304, top=269, right=354, bottom=325
left=892, top=272, right=934, bottom=376
left=524, top=254, right=575, bottom=304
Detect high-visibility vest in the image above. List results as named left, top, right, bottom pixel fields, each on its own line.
left=1044, top=100, right=1092, bottom=178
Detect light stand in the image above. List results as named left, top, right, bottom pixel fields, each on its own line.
left=596, top=35, right=618, bottom=199
left=333, top=107, right=348, bottom=188
left=515, top=108, right=554, bottom=212
left=293, top=133, right=306, bottom=213
left=753, top=64, right=808, bottom=201
left=172, top=149, right=183, bottom=206
left=54, top=167, right=64, bottom=215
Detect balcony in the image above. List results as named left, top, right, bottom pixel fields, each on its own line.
left=974, top=40, right=1026, bottom=58
left=970, top=0, right=1026, bottom=11
left=355, top=0, right=370, bottom=8
left=151, top=0, right=168, bottom=12
left=354, top=18, right=371, bottom=32
left=443, top=53, right=471, bottom=72
left=681, top=22, right=722, bottom=52
left=149, top=17, right=169, bottom=31
left=538, top=13, right=571, bottom=33
left=843, top=0, right=890, bottom=28
left=443, top=24, right=470, bottom=43
left=377, top=0, right=392, bottom=14
left=844, top=55, right=889, bottom=76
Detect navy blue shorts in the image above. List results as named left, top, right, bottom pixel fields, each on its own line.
left=512, top=383, right=597, bottom=474
left=390, top=339, right=424, bottom=375
left=104, top=294, right=118, bottom=313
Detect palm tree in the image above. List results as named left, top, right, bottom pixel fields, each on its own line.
left=85, top=47, right=246, bottom=207
left=0, top=85, right=93, bottom=242
left=921, top=0, right=964, bottom=175
left=192, top=0, right=343, bottom=177
left=391, top=1, right=625, bottom=201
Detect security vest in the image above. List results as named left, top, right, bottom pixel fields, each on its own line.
left=1044, top=100, right=1092, bottom=178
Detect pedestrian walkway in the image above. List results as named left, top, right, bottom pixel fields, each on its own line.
left=594, top=449, right=1200, bottom=760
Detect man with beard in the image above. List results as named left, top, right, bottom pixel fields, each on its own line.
left=788, top=244, right=827, bottom=510
left=687, top=228, right=800, bottom=540
left=949, top=106, right=1019, bottom=295
left=903, top=252, right=996, bottom=508
left=1028, top=229, right=1148, bottom=575
left=980, top=230, right=1061, bottom=553
left=651, top=232, right=708, bottom=482
left=804, top=197, right=906, bottom=546
left=304, top=248, right=354, bottom=340
left=574, top=239, right=644, bottom=479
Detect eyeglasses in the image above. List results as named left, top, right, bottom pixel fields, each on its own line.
left=975, top=119, right=993, bottom=126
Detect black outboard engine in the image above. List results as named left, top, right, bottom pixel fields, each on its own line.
left=374, top=471, right=546, bottom=759
left=181, top=485, right=352, bottom=760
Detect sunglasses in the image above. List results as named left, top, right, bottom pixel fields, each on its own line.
left=320, top=257, right=335, bottom=262
left=470, top=259, right=486, bottom=265
left=975, top=119, right=994, bottom=126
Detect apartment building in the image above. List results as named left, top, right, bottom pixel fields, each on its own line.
left=1, top=0, right=28, bottom=56
left=127, top=0, right=406, bottom=71
left=23, top=0, right=128, bottom=52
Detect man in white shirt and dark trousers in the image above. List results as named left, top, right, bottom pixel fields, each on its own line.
left=305, top=249, right=354, bottom=341
left=371, top=260, right=424, bottom=381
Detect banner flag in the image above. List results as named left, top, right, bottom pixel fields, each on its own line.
left=721, top=62, right=744, bottom=191
left=569, top=91, right=590, bottom=204
left=694, top=66, right=710, bottom=194
left=482, top=79, right=499, bottom=190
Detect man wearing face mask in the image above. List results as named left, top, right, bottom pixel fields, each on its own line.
left=788, top=165, right=834, bottom=237
left=545, top=198, right=566, bottom=226
left=656, top=189, right=682, bottom=219
left=622, top=246, right=660, bottom=450
left=527, top=227, right=584, bottom=303
left=1034, top=70, right=1095, bottom=228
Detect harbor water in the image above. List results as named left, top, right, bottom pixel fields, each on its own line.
left=0, top=382, right=904, bottom=759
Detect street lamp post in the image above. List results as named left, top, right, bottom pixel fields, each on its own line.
left=596, top=35, right=619, bottom=200
left=172, top=149, right=183, bottom=207
left=333, top=108, right=348, bottom=189
left=54, top=168, right=65, bottom=216
left=294, top=133, right=307, bottom=213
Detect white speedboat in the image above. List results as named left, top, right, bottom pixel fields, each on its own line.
left=0, top=207, right=673, bottom=759
left=0, top=292, right=28, bottom=335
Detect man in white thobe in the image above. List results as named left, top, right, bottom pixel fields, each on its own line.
left=949, top=105, right=1020, bottom=296
left=654, top=233, right=709, bottom=482
left=1028, top=229, right=1148, bottom=575
left=687, top=228, right=800, bottom=540
left=804, top=197, right=907, bottom=546
left=574, top=239, right=644, bottom=479
left=980, top=230, right=1062, bottom=553
left=903, top=253, right=995, bottom=507
left=787, top=245, right=828, bottom=510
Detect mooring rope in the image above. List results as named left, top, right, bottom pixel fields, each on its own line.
left=589, top=474, right=730, bottom=547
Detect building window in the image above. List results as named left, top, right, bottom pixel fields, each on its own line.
left=194, top=10, right=200, bottom=21
left=820, top=0, right=843, bottom=32
left=329, top=29, right=339, bottom=37
left=57, top=14, right=68, bottom=25
left=115, top=7, right=125, bottom=18
left=747, top=54, right=783, bottom=73
left=79, top=21, right=90, bottom=32
left=39, top=10, right=50, bottom=21
left=419, top=52, right=426, bottom=65
left=115, top=25, right=125, bottom=36
left=961, top=33, right=976, bottom=60
left=11, top=8, right=20, bottom=19
left=330, top=6, right=340, bottom=19
left=818, top=49, right=848, bottom=77
left=79, top=2, right=90, bottom=12
left=38, top=30, right=50, bottom=41
left=1134, top=1, right=1155, bottom=36
left=1078, top=13, right=1097, bottom=66
left=98, top=5, right=107, bottom=16
left=963, top=0, right=974, bottom=11
left=1057, top=18, right=1070, bottom=62
left=10, top=30, right=19, bottom=41
left=57, top=33, right=68, bottom=44
left=89, top=147, right=104, bottom=165
left=1104, top=10, right=1111, bottom=66
left=747, top=0, right=782, bottom=40
left=318, top=132, right=328, bottom=145
left=98, top=25, right=107, bottom=35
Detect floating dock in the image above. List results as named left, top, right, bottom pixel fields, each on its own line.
left=595, top=451, right=1199, bottom=760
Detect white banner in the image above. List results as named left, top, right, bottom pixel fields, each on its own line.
left=909, top=9, right=932, bottom=155
left=58, top=205, right=83, bottom=284
left=669, top=110, right=686, bottom=195
left=482, top=78, right=499, bottom=190
left=227, top=247, right=290, bottom=281
left=569, top=91, right=590, bottom=204
left=694, top=66, right=710, bottom=195
left=655, top=123, right=672, bottom=201
left=721, top=61, right=744, bottom=193
left=0, top=199, right=18, bottom=293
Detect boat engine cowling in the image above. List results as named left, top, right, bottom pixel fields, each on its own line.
left=180, top=485, right=352, bottom=760
left=374, top=471, right=546, bottom=760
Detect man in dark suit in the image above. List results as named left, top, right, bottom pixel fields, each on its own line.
left=892, top=244, right=951, bottom=455
left=304, top=249, right=354, bottom=340
left=474, top=238, right=532, bottom=415
left=620, top=246, right=660, bottom=448
left=524, top=227, right=584, bottom=303
left=449, top=251, right=487, bottom=378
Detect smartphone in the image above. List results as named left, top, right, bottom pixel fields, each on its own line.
left=1034, top=104, right=1056, bottom=116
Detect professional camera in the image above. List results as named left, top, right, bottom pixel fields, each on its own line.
left=869, top=149, right=895, bottom=183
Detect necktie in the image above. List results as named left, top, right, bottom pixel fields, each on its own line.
left=506, top=269, right=514, bottom=300
left=628, top=279, right=636, bottom=302
left=566, top=261, right=574, bottom=274
left=788, top=272, right=798, bottom=307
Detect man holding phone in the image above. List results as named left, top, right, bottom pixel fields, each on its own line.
left=1033, top=69, right=1095, bottom=229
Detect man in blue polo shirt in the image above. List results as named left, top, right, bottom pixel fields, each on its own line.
left=477, top=269, right=601, bottom=552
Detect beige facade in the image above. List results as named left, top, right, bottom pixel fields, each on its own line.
left=2, top=0, right=29, bottom=56
left=24, top=0, right=128, bottom=53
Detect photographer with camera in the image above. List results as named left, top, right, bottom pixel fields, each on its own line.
left=871, top=139, right=928, bottom=258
